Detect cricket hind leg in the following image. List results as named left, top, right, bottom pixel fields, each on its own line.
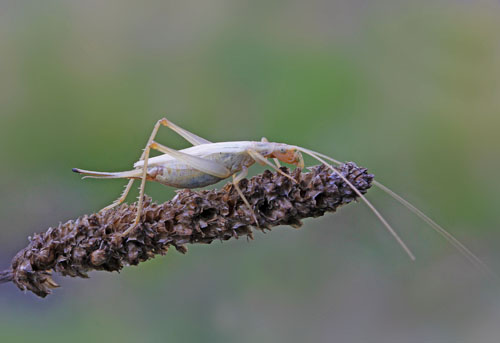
left=100, top=118, right=169, bottom=213
left=162, top=118, right=212, bottom=146
left=101, top=180, right=135, bottom=211
left=121, top=139, right=155, bottom=236
left=103, top=117, right=213, bottom=213
left=149, top=141, right=231, bottom=178
left=147, top=141, right=260, bottom=227
left=122, top=139, right=232, bottom=236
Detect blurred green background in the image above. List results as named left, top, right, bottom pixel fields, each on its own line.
left=1, top=1, right=500, bottom=342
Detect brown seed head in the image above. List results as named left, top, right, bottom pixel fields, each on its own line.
left=1, top=163, right=373, bottom=297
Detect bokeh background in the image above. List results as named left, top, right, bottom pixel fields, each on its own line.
left=1, top=0, right=500, bottom=342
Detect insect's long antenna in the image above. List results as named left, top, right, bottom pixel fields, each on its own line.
left=372, top=182, right=495, bottom=277
left=297, top=147, right=496, bottom=277
left=292, top=146, right=416, bottom=261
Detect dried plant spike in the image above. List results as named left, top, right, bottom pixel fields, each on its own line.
left=0, top=163, right=373, bottom=298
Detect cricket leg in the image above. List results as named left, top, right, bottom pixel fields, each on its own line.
left=109, top=117, right=214, bottom=211
left=261, top=137, right=281, bottom=168
left=149, top=141, right=231, bottom=178
left=101, top=179, right=135, bottom=211
left=122, top=141, right=232, bottom=236
left=101, top=118, right=170, bottom=212
left=161, top=118, right=212, bottom=146
left=232, top=167, right=259, bottom=227
left=247, top=149, right=297, bottom=183
left=121, top=141, right=155, bottom=236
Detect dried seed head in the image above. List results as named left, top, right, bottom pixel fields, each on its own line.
left=1, top=163, right=373, bottom=298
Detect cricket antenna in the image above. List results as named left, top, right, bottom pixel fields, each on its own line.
left=292, top=146, right=416, bottom=261
left=296, top=147, right=497, bottom=278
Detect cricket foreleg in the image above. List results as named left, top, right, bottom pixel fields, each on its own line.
left=232, top=168, right=259, bottom=227
left=247, top=149, right=297, bottom=183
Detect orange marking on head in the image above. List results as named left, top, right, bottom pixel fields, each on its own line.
left=271, top=146, right=304, bottom=168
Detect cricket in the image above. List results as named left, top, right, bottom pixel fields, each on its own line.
left=73, top=118, right=491, bottom=275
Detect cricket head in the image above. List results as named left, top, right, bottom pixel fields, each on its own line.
left=271, top=144, right=305, bottom=169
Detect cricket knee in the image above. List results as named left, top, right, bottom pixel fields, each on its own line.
left=149, top=141, right=160, bottom=150
left=159, top=118, right=169, bottom=126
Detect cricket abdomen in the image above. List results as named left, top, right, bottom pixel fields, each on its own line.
left=144, top=150, right=255, bottom=189
left=147, top=165, right=224, bottom=189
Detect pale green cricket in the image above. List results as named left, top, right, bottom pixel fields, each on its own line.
left=73, top=118, right=491, bottom=275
